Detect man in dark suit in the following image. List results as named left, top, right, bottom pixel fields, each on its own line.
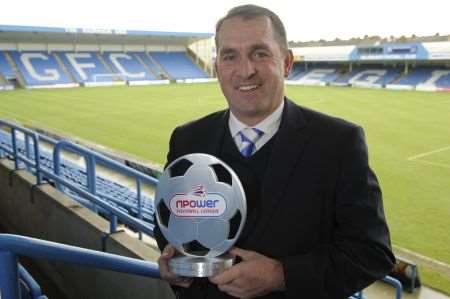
left=154, top=4, right=395, bottom=299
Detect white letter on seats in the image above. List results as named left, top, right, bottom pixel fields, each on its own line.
left=110, top=53, right=145, bottom=78
left=65, top=53, right=96, bottom=81
left=349, top=70, right=387, bottom=84
left=20, top=53, right=60, bottom=81
left=423, top=70, right=450, bottom=86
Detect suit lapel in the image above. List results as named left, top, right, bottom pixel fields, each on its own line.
left=248, top=99, right=312, bottom=244
left=198, top=110, right=229, bottom=156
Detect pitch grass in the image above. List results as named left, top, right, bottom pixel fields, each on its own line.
left=1, top=84, right=450, bottom=293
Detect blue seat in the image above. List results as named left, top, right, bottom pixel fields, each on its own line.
left=150, top=51, right=208, bottom=79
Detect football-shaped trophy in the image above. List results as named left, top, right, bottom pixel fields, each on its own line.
left=155, top=153, right=247, bottom=277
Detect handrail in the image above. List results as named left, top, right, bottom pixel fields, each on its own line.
left=18, top=264, right=47, bottom=299
left=382, top=275, right=403, bottom=299
left=0, top=120, right=42, bottom=184
left=0, top=234, right=160, bottom=299
left=52, top=140, right=157, bottom=237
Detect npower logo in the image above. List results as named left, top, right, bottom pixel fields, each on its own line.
left=169, top=185, right=227, bottom=217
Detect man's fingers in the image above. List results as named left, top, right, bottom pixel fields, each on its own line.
left=229, top=247, right=257, bottom=260
left=158, top=245, right=193, bottom=288
left=161, top=244, right=175, bottom=259
left=209, top=264, right=241, bottom=285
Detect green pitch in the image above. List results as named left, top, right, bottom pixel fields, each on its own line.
left=1, top=84, right=449, bottom=293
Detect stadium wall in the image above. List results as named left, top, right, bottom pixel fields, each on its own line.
left=0, top=159, right=174, bottom=299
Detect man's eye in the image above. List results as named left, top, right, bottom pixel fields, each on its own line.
left=254, top=51, right=269, bottom=58
left=222, top=54, right=235, bottom=61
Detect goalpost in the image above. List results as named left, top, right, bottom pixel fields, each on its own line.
left=84, top=73, right=127, bottom=87
left=92, top=73, right=127, bottom=83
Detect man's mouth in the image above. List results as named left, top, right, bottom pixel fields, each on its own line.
left=237, top=84, right=259, bottom=92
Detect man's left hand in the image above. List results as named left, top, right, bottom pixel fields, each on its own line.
left=209, top=247, right=285, bottom=298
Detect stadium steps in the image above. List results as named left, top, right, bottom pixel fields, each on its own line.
left=133, top=53, right=159, bottom=79
left=4, top=51, right=27, bottom=88
left=53, top=52, right=78, bottom=84
left=145, top=53, right=172, bottom=80
left=96, top=53, right=122, bottom=82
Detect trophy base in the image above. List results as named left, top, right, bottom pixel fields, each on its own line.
left=169, top=254, right=235, bottom=277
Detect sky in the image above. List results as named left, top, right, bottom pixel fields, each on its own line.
left=1, top=0, right=449, bottom=42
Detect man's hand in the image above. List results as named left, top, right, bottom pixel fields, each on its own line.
left=209, top=247, right=285, bottom=298
left=158, top=244, right=193, bottom=288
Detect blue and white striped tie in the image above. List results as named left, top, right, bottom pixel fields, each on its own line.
left=237, top=128, right=264, bottom=157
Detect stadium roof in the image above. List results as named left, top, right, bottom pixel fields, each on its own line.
left=0, top=25, right=213, bottom=45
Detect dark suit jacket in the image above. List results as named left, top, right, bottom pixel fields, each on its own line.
left=154, top=98, right=395, bottom=299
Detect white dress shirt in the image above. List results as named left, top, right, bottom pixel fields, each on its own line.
left=229, top=100, right=284, bottom=154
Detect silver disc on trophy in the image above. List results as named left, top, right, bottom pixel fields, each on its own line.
left=155, top=153, right=247, bottom=277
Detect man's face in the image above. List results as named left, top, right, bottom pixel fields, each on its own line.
left=215, top=16, right=293, bottom=126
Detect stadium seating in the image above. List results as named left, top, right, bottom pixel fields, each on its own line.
left=288, top=63, right=307, bottom=80
left=335, top=67, right=401, bottom=86
left=396, top=67, right=450, bottom=88
left=8, top=51, right=73, bottom=86
left=57, top=52, right=116, bottom=83
left=0, top=129, right=155, bottom=223
left=101, top=52, right=155, bottom=81
left=435, top=70, right=450, bottom=88
left=4, top=50, right=211, bottom=86
left=298, top=68, right=339, bottom=85
left=150, top=52, right=208, bottom=79
left=333, top=68, right=362, bottom=84
left=132, top=52, right=167, bottom=79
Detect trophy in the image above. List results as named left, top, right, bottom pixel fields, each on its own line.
left=154, top=153, right=247, bottom=277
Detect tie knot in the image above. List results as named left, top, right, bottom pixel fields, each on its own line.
left=237, top=128, right=264, bottom=157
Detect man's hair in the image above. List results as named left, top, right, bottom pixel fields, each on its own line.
left=215, top=4, right=288, bottom=52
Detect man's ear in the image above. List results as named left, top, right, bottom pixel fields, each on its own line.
left=284, top=49, right=294, bottom=78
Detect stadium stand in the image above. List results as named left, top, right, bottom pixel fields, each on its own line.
left=57, top=51, right=118, bottom=84
left=347, top=67, right=401, bottom=86
left=289, top=64, right=402, bottom=87
left=8, top=51, right=74, bottom=87
left=395, top=67, right=450, bottom=88
left=102, top=52, right=156, bottom=81
left=298, top=67, right=339, bottom=85
left=150, top=51, right=208, bottom=80
left=287, top=63, right=307, bottom=80
left=132, top=52, right=168, bottom=79
left=2, top=50, right=211, bottom=86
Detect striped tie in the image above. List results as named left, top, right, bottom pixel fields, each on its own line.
left=237, top=128, right=264, bottom=157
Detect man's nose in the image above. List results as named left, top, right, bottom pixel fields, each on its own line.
left=236, top=57, right=256, bottom=78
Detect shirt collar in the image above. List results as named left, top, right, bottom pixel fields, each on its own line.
left=229, top=100, right=284, bottom=137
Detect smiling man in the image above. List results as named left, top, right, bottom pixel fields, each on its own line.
left=154, top=4, right=395, bottom=299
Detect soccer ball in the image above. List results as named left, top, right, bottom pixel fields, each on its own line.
left=155, top=153, right=246, bottom=258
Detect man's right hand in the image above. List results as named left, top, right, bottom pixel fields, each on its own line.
left=158, top=244, right=193, bottom=288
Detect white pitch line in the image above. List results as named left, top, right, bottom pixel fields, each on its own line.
left=407, top=145, right=450, bottom=161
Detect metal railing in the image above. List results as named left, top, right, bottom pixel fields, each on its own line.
left=18, top=264, right=47, bottom=299
left=0, top=234, right=160, bottom=299
left=0, top=120, right=43, bottom=184
left=0, top=120, right=157, bottom=238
